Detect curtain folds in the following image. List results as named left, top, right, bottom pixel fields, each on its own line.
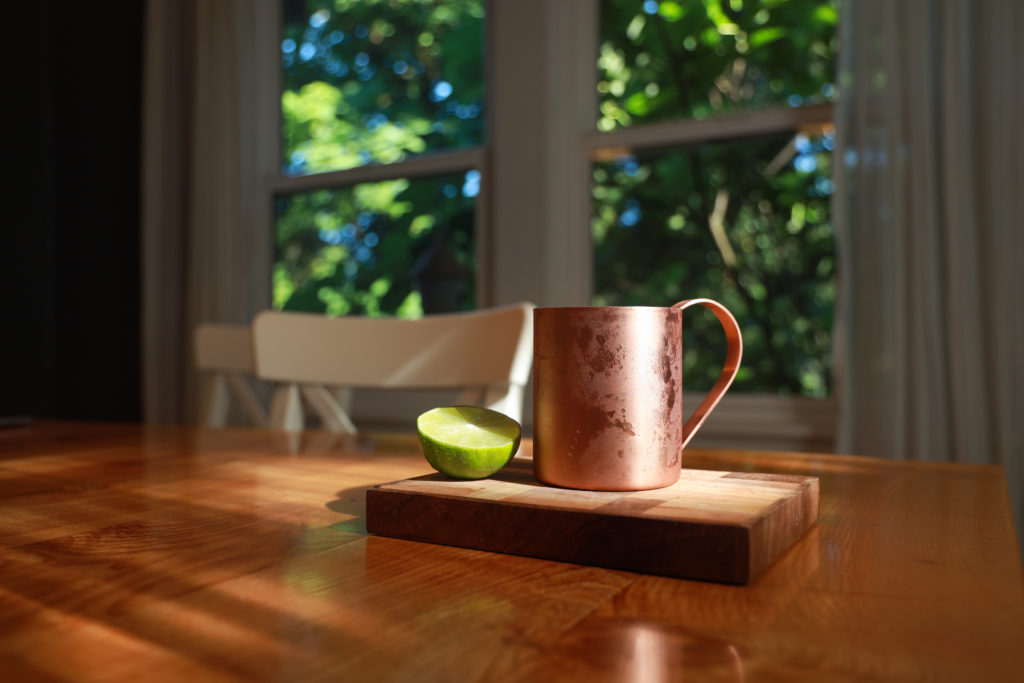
left=141, top=0, right=270, bottom=424
left=834, top=0, right=1023, bottom=544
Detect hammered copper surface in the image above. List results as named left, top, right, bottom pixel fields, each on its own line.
left=533, top=301, right=742, bottom=491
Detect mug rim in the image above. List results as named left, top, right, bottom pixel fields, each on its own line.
left=533, top=305, right=678, bottom=311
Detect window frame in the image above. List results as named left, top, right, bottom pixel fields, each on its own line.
left=253, top=0, right=838, bottom=451
left=257, top=1, right=491, bottom=311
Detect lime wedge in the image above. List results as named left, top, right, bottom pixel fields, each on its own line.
left=416, top=406, right=522, bottom=480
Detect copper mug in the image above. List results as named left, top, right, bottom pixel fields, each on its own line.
left=533, top=300, right=743, bottom=491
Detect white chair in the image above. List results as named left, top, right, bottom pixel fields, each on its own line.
left=193, top=323, right=268, bottom=428
left=252, top=303, right=535, bottom=433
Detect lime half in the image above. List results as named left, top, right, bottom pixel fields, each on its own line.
left=416, top=406, right=522, bottom=480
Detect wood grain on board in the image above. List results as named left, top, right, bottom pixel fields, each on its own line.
left=367, top=458, right=819, bottom=584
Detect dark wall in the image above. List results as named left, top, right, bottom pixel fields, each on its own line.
left=4, top=1, right=143, bottom=421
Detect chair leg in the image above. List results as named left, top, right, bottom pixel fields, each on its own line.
left=332, top=387, right=354, bottom=415
left=301, top=385, right=357, bottom=434
left=269, top=384, right=304, bottom=432
left=200, top=374, right=230, bottom=428
left=227, top=373, right=269, bottom=427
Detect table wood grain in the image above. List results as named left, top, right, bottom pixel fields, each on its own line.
left=1, top=421, right=1021, bottom=682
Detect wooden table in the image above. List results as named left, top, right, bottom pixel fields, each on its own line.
left=1, top=422, right=1021, bottom=682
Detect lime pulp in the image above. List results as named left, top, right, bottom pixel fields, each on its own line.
left=416, top=406, right=522, bottom=480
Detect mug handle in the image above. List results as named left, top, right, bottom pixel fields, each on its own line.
left=672, top=298, right=744, bottom=451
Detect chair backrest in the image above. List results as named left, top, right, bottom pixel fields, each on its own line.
left=252, top=303, right=535, bottom=431
left=193, top=323, right=267, bottom=427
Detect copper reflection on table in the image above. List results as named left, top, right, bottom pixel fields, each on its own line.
left=535, top=618, right=745, bottom=682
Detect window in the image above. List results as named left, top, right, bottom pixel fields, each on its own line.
left=592, top=0, right=838, bottom=397
left=273, top=174, right=476, bottom=316
left=273, top=0, right=485, bottom=318
left=255, top=0, right=840, bottom=447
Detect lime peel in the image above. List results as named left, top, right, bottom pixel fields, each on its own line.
left=417, top=406, right=522, bottom=480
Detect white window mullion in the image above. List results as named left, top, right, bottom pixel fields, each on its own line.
left=253, top=0, right=283, bottom=311
left=489, top=0, right=598, bottom=308
left=475, top=147, right=492, bottom=307
left=543, top=0, right=598, bottom=308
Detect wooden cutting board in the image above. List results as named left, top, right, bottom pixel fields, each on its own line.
left=366, top=458, right=818, bottom=584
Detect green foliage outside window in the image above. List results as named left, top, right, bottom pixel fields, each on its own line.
left=273, top=0, right=840, bottom=397
left=599, top=0, right=837, bottom=129
left=276, top=0, right=483, bottom=317
left=594, top=0, right=838, bottom=396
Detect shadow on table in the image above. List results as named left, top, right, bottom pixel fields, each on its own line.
left=324, top=455, right=542, bottom=536
left=325, top=484, right=378, bottom=535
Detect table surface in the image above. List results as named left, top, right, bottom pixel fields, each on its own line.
left=1, top=421, right=1021, bottom=682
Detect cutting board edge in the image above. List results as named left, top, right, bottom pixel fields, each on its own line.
left=366, top=483, right=781, bottom=584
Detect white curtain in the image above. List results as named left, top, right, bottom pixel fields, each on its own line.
left=834, top=1, right=1024, bottom=546
left=141, top=0, right=271, bottom=423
